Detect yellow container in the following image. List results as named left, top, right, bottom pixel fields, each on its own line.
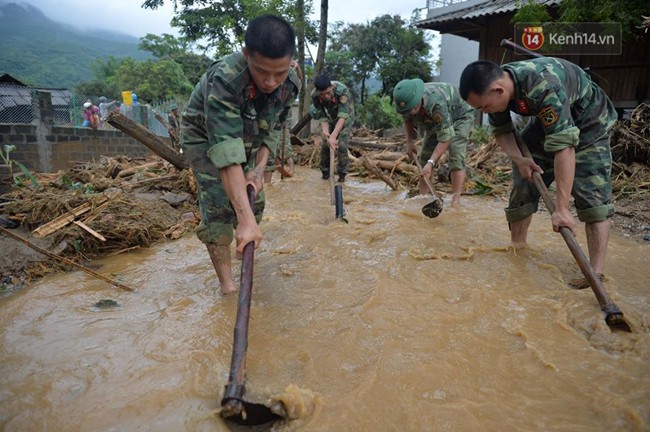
left=122, top=91, right=133, bottom=106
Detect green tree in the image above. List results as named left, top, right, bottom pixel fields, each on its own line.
left=357, top=94, right=403, bottom=130
left=514, top=0, right=648, bottom=40
left=74, top=56, right=126, bottom=99
left=326, top=15, right=433, bottom=104
left=142, top=0, right=315, bottom=56
left=114, top=58, right=193, bottom=103
left=139, top=33, right=212, bottom=88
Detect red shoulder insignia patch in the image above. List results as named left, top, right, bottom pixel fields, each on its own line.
left=538, top=106, right=558, bottom=127
left=516, top=99, right=529, bottom=114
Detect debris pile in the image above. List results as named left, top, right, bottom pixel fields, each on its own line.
left=611, top=103, right=650, bottom=196
left=1, top=155, right=198, bottom=285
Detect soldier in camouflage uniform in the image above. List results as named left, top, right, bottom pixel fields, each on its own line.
left=264, top=120, right=294, bottom=183
left=309, top=75, right=355, bottom=182
left=459, top=58, right=617, bottom=278
left=264, top=60, right=303, bottom=183
left=180, top=15, right=301, bottom=294
left=393, top=79, right=474, bottom=206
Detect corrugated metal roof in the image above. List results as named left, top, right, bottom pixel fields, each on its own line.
left=0, top=83, right=73, bottom=110
left=416, top=0, right=561, bottom=27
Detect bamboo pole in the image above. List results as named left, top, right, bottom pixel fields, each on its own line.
left=1, top=227, right=134, bottom=292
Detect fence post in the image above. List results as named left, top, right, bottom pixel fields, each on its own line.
left=34, top=90, right=54, bottom=173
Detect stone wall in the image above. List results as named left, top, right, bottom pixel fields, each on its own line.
left=0, top=90, right=161, bottom=173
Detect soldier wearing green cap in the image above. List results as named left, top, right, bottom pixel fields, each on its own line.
left=459, top=58, right=617, bottom=282
left=180, top=15, right=301, bottom=295
left=393, top=78, right=474, bottom=206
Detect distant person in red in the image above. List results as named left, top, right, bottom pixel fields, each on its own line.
left=82, top=100, right=100, bottom=129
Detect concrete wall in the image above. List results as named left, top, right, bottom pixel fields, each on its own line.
left=0, top=90, right=157, bottom=173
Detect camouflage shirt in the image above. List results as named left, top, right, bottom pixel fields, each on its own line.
left=181, top=52, right=301, bottom=169
left=489, top=57, right=617, bottom=152
left=309, top=81, right=354, bottom=124
left=404, top=82, right=474, bottom=142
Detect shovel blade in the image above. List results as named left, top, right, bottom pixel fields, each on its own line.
left=605, top=312, right=632, bottom=332
left=221, top=399, right=283, bottom=427
left=422, top=199, right=443, bottom=218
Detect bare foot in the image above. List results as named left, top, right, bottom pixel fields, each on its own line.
left=451, top=195, right=461, bottom=208
left=220, top=283, right=237, bottom=295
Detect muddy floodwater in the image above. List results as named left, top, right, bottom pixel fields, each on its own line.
left=1, top=166, right=649, bottom=431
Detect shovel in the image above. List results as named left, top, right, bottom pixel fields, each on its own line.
left=413, top=158, right=444, bottom=218
left=220, top=184, right=284, bottom=425
left=329, top=145, right=336, bottom=205
left=513, top=133, right=631, bottom=332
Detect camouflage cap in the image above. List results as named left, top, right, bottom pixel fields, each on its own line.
left=393, top=78, right=424, bottom=114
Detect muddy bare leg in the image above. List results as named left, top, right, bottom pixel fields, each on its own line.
left=450, top=169, right=465, bottom=207
left=585, top=219, right=610, bottom=275
left=206, top=243, right=236, bottom=294
left=510, top=215, right=532, bottom=246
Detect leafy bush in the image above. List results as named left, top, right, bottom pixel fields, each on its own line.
left=469, top=125, right=494, bottom=145
left=357, top=95, right=403, bottom=130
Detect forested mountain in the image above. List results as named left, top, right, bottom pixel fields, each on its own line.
left=0, top=1, right=150, bottom=89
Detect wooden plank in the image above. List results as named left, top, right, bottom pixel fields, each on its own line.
left=32, top=195, right=111, bottom=238
left=73, top=220, right=106, bottom=241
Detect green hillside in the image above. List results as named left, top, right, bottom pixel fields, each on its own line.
left=0, top=1, right=150, bottom=89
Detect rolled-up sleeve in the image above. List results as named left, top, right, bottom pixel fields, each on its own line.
left=205, top=78, right=247, bottom=169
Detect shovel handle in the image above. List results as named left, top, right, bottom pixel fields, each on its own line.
left=513, top=133, right=621, bottom=313
left=329, top=145, right=336, bottom=205
left=413, top=157, right=440, bottom=200
left=222, top=184, right=256, bottom=411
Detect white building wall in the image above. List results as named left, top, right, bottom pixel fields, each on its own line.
left=438, top=33, right=479, bottom=87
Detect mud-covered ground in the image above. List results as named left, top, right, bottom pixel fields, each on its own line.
left=1, top=129, right=649, bottom=296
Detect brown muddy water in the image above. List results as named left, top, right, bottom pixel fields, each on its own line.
left=1, top=166, right=649, bottom=431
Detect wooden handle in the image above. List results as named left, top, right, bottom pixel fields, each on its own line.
left=413, top=158, right=440, bottom=200
left=513, top=133, right=617, bottom=311
left=222, top=184, right=256, bottom=409
left=499, top=38, right=543, bottom=58
left=329, top=146, right=336, bottom=205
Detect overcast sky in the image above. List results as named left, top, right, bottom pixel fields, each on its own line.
left=20, top=0, right=432, bottom=38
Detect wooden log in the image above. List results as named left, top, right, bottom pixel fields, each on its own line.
left=116, top=160, right=164, bottom=178
left=122, top=173, right=180, bottom=191
left=369, top=151, right=406, bottom=162
left=290, top=135, right=308, bottom=147
left=348, top=139, right=401, bottom=152
left=107, top=112, right=188, bottom=170
left=290, top=113, right=311, bottom=135
left=373, top=160, right=419, bottom=175
left=361, top=156, right=399, bottom=190
left=154, top=111, right=180, bottom=151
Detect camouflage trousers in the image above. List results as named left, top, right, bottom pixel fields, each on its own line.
left=182, top=141, right=265, bottom=246
left=506, top=119, right=614, bottom=223
left=319, top=121, right=352, bottom=176
left=418, top=114, right=473, bottom=171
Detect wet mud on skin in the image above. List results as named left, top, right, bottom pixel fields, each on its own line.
left=0, top=167, right=649, bottom=432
